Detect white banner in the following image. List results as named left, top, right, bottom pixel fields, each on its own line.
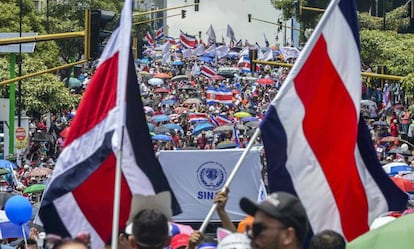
left=159, top=149, right=265, bottom=222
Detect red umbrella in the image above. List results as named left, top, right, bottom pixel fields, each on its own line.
left=256, top=78, right=275, bottom=85
left=154, top=87, right=169, bottom=93
left=153, top=72, right=171, bottom=79
left=391, top=177, right=414, bottom=192
left=211, top=75, right=225, bottom=81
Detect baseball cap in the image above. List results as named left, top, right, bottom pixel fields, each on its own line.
left=239, top=192, right=309, bottom=244
left=217, top=233, right=250, bottom=249
left=170, top=233, right=190, bottom=249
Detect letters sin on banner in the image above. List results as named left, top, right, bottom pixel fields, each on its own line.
left=159, top=149, right=265, bottom=222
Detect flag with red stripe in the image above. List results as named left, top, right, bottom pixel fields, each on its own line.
left=179, top=30, right=197, bottom=48
left=206, top=87, right=233, bottom=105
left=188, top=113, right=208, bottom=123
left=39, top=1, right=181, bottom=248
left=260, top=0, right=407, bottom=242
left=200, top=65, right=216, bottom=78
left=155, top=26, right=164, bottom=40
left=144, top=31, right=155, bottom=47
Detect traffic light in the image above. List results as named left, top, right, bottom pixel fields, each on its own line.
left=249, top=49, right=257, bottom=73
left=181, top=10, right=187, bottom=19
left=195, top=0, right=200, bottom=11
left=90, top=9, right=116, bottom=60
left=248, top=14, right=252, bottom=23
left=294, top=1, right=302, bottom=16
left=277, top=18, right=283, bottom=32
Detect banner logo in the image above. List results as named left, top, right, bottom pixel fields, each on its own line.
left=197, top=161, right=226, bottom=191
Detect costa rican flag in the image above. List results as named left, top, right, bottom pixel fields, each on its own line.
left=206, top=87, right=233, bottom=105
left=144, top=31, right=155, bottom=47
left=166, top=36, right=176, bottom=45
left=260, top=0, right=407, bottom=243
left=209, top=115, right=232, bottom=127
left=188, top=113, right=209, bottom=123
left=237, top=55, right=259, bottom=73
left=38, top=1, right=181, bottom=248
left=200, top=65, right=217, bottom=78
left=180, top=30, right=198, bottom=48
left=155, top=27, right=164, bottom=40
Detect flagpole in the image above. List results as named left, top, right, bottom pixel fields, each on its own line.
left=199, top=128, right=261, bottom=233
left=111, top=128, right=124, bottom=249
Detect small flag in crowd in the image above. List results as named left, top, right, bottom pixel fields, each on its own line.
left=166, top=36, right=176, bottom=45
left=206, top=87, right=233, bottom=105
left=206, top=24, right=216, bottom=45
left=39, top=1, right=181, bottom=248
left=180, top=30, right=198, bottom=48
left=209, top=114, right=232, bottom=127
left=226, top=24, right=236, bottom=42
left=200, top=65, right=217, bottom=78
left=259, top=0, right=407, bottom=243
left=144, top=31, right=155, bottom=47
left=155, top=26, right=164, bottom=40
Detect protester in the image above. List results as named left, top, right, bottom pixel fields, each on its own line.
left=239, top=192, right=309, bottom=249
left=128, top=209, right=170, bottom=249
left=309, top=230, right=346, bottom=249
left=214, top=188, right=237, bottom=232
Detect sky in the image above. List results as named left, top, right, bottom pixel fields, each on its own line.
left=165, top=0, right=284, bottom=46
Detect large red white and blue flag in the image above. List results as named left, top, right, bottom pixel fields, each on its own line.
left=39, top=1, right=181, bottom=248
left=259, top=0, right=407, bottom=242
left=206, top=87, right=233, bottom=105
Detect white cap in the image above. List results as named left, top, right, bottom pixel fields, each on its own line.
left=217, top=233, right=250, bottom=249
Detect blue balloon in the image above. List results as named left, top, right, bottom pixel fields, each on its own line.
left=5, top=196, right=32, bottom=225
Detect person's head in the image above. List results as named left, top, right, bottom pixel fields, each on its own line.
left=104, top=226, right=132, bottom=249
left=18, top=238, right=38, bottom=249
left=240, top=192, right=309, bottom=249
left=129, top=209, right=170, bottom=249
left=309, top=230, right=345, bottom=249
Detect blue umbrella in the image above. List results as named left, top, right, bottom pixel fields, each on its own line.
left=151, top=114, right=170, bottom=123
left=0, top=160, right=17, bottom=169
left=172, top=60, right=184, bottom=66
left=199, top=56, right=213, bottom=63
left=147, top=123, right=155, bottom=132
left=152, top=134, right=172, bottom=141
left=161, top=99, right=177, bottom=105
left=192, top=122, right=214, bottom=135
left=162, top=123, right=183, bottom=131
left=241, top=116, right=259, bottom=122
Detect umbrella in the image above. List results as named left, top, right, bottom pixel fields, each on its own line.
left=382, top=162, right=413, bottom=176
left=162, top=123, right=183, bottom=131
left=138, top=70, right=150, bottom=75
left=147, top=123, right=155, bottom=132
left=153, top=72, right=171, bottom=79
left=151, top=114, right=170, bottom=123
left=380, top=136, right=399, bottom=143
left=346, top=213, right=414, bottom=249
left=171, top=75, right=189, bottom=81
left=0, top=192, right=17, bottom=209
left=213, top=125, right=234, bottom=133
left=360, top=99, right=377, bottom=107
left=245, top=121, right=260, bottom=128
left=256, top=78, right=275, bottom=85
left=172, top=60, right=184, bottom=66
left=211, top=75, right=225, bottom=81
left=183, top=98, right=202, bottom=105
left=23, top=184, right=46, bottom=194
left=28, top=167, right=52, bottom=177
left=390, top=177, right=414, bottom=192
left=161, top=99, right=177, bottom=105
left=153, top=126, right=174, bottom=135
left=0, top=160, right=16, bottom=169
left=388, top=147, right=411, bottom=156
left=216, top=141, right=238, bottom=149
left=174, top=107, right=189, bottom=114
left=372, top=120, right=388, bottom=126
left=154, top=87, right=170, bottom=93
left=199, top=56, right=213, bottom=63
left=148, top=78, right=164, bottom=86
left=152, top=134, right=172, bottom=141
left=241, top=117, right=259, bottom=122
left=234, top=112, right=252, bottom=118
left=68, top=77, right=82, bottom=89
left=192, top=123, right=214, bottom=136
left=0, top=211, right=30, bottom=239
